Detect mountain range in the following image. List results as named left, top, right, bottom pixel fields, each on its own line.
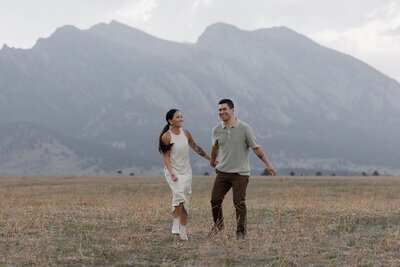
left=1, top=21, right=400, bottom=175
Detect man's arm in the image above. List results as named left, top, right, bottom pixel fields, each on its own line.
left=252, top=146, right=277, bottom=176
left=210, top=145, right=219, bottom=168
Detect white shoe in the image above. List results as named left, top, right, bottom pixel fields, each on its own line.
left=180, top=226, right=188, bottom=240
left=172, top=219, right=180, bottom=235
left=172, top=225, right=179, bottom=235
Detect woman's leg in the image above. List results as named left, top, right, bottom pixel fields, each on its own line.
left=177, top=202, right=188, bottom=240
left=172, top=205, right=180, bottom=234
left=178, top=202, right=187, bottom=226
left=173, top=205, right=180, bottom=218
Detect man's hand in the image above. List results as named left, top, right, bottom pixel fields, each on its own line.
left=268, top=165, right=277, bottom=176
left=210, top=160, right=218, bottom=168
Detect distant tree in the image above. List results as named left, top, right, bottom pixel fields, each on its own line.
left=204, top=172, right=210, bottom=176
left=117, top=170, right=122, bottom=174
left=362, top=171, right=368, bottom=176
left=129, top=173, right=135, bottom=176
left=290, top=171, right=295, bottom=176
left=316, top=171, right=322, bottom=176
left=261, top=168, right=271, bottom=176
left=372, top=170, right=380, bottom=176
left=331, top=173, right=336, bottom=176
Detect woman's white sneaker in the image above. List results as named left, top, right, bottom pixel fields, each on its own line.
left=172, top=218, right=180, bottom=235
left=179, top=226, right=188, bottom=240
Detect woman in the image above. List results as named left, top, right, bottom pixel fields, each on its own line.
left=158, top=109, right=211, bottom=240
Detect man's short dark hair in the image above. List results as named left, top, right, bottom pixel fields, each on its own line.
left=218, top=99, right=234, bottom=109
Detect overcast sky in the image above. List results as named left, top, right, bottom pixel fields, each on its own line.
left=1, top=0, right=400, bottom=82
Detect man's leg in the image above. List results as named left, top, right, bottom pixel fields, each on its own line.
left=210, top=170, right=232, bottom=229
left=232, top=174, right=249, bottom=236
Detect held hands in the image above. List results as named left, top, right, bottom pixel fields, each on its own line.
left=210, top=160, right=218, bottom=168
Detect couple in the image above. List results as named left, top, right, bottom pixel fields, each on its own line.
left=158, top=99, right=277, bottom=241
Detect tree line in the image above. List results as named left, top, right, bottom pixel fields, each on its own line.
left=261, top=169, right=382, bottom=176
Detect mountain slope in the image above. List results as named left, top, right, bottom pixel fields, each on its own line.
left=1, top=21, right=400, bottom=175
left=0, top=122, right=145, bottom=175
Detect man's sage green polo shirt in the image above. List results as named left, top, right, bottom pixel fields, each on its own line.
left=212, top=119, right=260, bottom=176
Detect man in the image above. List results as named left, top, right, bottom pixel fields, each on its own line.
left=209, top=99, right=277, bottom=239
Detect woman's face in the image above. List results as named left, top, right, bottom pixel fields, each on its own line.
left=168, top=111, right=183, bottom=127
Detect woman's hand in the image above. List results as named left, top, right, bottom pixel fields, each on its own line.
left=171, top=173, right=178, bottom=181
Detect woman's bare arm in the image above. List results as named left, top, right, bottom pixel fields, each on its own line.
left=184, top=129, right=211, bottom=160
left=161, top=132, right=178, bottom=181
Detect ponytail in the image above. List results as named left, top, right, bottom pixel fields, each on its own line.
left=158, top=109, right=179, bottom=153
left=158, top=124, right=173, bottom=153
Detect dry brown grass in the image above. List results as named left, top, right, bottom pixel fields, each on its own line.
left=1, top=175, right=400, bottom=266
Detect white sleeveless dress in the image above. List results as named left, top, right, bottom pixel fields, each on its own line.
left=164, top=129, right=192, bottom=213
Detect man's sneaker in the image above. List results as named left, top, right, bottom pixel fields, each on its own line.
left=236, top=231, right=246, bottom=240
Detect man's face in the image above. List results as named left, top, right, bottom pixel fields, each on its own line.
left=218, top=103, right=234, bottom=122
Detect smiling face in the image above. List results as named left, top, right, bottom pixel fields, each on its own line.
left=218, top=103, right=234, bottom=122
left=168, top=110, right=183, bottom=128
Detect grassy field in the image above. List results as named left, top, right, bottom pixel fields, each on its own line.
left=1, top=175, right=400, bottom=266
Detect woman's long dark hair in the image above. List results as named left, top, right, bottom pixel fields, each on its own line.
left=158, top=109, right=179, bottom=153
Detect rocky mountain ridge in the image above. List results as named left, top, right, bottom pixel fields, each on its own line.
left=1, top=21, right=399, bottom=175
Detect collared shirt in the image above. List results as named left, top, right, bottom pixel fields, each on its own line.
left=212, top=119, right=260, bottom=175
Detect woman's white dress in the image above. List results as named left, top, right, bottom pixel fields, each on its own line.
left=164, top=129, right=192, bottom=213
